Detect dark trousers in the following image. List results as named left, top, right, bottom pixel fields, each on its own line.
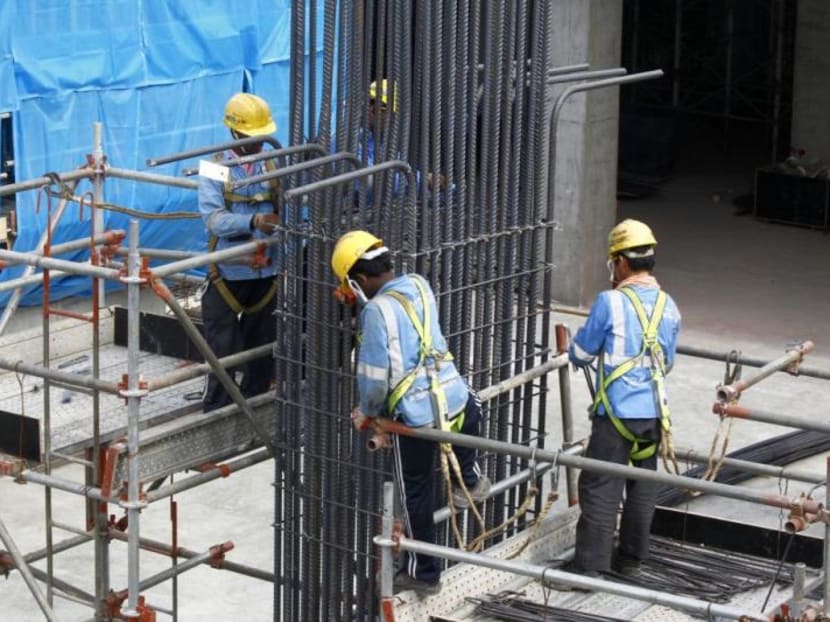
left=574, top=415, right=661, bottom=573
left=392, top=391, right=483, bottom=583
left=201, top=278, right=277, bottom=412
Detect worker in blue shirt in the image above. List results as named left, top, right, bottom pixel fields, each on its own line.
left=331, top=230, right=490, bottom=595
left=198, top=92, right=283, bottom=412
left=567, top=219, right=681, bottom=579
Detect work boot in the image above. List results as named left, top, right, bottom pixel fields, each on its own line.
left=547, top=561, right=602, bottom=592
left=452, top=476, right=492, bottom=508
left=612, top=551, right=642, bottom=578
left=393, top=570, right=441, bottom=596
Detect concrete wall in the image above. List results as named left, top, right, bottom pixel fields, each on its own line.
left=791, top=0, right=830, bottom=162
left=546, top=0, right=623, bottom=307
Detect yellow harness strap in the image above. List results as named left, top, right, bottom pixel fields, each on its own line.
left=207, top=157, right=282, bottom=315
left=383, top=277, right=463, bottom=432
left=592, top=287, right=669, bottom=461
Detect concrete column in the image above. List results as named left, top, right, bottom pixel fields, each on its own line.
left=790, top=0, right=830, bottom=161
left=545, top=1, right=623, bottom=307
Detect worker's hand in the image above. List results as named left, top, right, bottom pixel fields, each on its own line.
left=350, top=407, right=371, bottom=432
left=252, top=213, right=280, bottom=234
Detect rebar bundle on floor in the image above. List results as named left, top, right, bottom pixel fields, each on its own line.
left=472, top=590, right=628, bottom=622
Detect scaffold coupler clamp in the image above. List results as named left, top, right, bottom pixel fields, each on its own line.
left=784, top=340, right=814, bottom=376
left=209, top=541, right=235, bottom=568
left=785, top=494, right=822, bottom=533
left=0, top=550, right=13, bottom=578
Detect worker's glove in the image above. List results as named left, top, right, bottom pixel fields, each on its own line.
left=350, top=407, right=371, bottom=432
left=252, top=213, right=280, bottom=234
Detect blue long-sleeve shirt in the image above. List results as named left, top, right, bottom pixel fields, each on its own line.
left=198, top=151, right=284, bottom=281
left=356, top=274, right=469, bottom=427
left=569, top=285, right=681, bottom=419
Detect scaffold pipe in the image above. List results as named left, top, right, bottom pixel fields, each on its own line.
left=145, top=343, right=273, bottom=392
left=716, top=341, right=814, bottom=403
left=674, top=445, right=825, bottom=485
left=555, top=324, right=578, bottom=505
left=230, top=151, right=362, bottom=190
left=0, top=167, right=92, bottom=197
left=712, top=402, right=830, bottom=435
left=0, top=248, right=120, bottom=280
left=478, top=353, right=568, bottom=401
left=148, top=277, right=277, bottom=457
left=105, top=166, right=197, bottom=191
left=151, top=235, right=284, bottom=278
left=368, top=417, right=825, bottom=516
left=0, top=357, right=119, bottom=394
left=380, top=535, right=765, bottom=622
left=0, top=515, right=62, bottom=622
left=283, top=160, right=415, bottom=200
left=107, top=530, right=274, bottom=583
left=145, top=448, right=271, bottom=502
left=145, top=135, right=288, bottom=167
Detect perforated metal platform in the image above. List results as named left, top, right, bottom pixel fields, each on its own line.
left=390, top=506, right=814, bottom=621
left=0, top=341, right=273, bottom=485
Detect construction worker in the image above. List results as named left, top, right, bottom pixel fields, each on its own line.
left=567, top=218, right=681, bottom=578
left=198, top=92, right=283, bottom=412
left=331, top=230, right=491, bottom=595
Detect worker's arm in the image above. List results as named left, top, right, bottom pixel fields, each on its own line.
left=197, top=175, right=256, bottom=238
left=569, top=291, right=612, bottom=367
left=355, top=304, right=391, bottom=419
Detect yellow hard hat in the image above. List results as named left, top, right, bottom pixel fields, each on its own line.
left=223, top=93, right=277, bottom=136
left=607, top=219, right=657, bottom=257
left=331, top=230, right=385, bottom=284
left=368, top=79, right=398, bottom=112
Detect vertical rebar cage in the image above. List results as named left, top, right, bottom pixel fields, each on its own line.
left=274, top=1, right=555, bottom=620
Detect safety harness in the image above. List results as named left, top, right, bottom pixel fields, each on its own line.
left=208, top=157, right=281, bottom=314
left=592, top=286, right=670, bottom=461
left=382, top=276, right=465, bottom=433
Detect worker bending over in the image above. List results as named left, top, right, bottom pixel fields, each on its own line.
left=331, top=230, right=490, bottom=595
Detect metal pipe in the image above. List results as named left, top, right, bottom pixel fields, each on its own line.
left=230, top=152, right=362, bottom=190
left=478, top=352, right=568, bottom=401
left=146, top=277, right=276, bottom=457
left=369, top=417, right=825, bottom=516
left=0, top=167, right=92, bottom=197
left=219, top=143, right=328, bottom=168
left=145, top=135, right=286, bottom=167
left=282, top=160, right=415, bottom=201
left=105, top=166, right=197, bottom=191
left=716, top=341, right=815, bottom=402
left=19, top=471, right=109, bottom=502
left=145, top=343, right=273, bottom=392
left=379, top=535, right=765, bottom=621
left=677, top=343, right=830, bottom=382
left=145, top=449, right=271, bottom=502
left=545, top=63, right=590, bottom=77
left=432, top=443, right=586, bottom=526
left=554, top=325, right=577, bottom=505
left=137, top=544, right=232, bottom=592
left=0, top=179, right=80, bottom=335
left=0, top=270, right=71, bottom=293
left=712, top=402, right=830, bottom=436
left=122, top=220, right=143, bottom=618
left=0, top=515, right=62, bottom=622
left=108, top=530, right=273, bottom=583
left=112, top=247, right=196, bottom=261
left=674, top=445, right=825, bottom=485
left=0, top=248, right=120, bottom=280
left=0, top=356, right=119, bottom=394
left=150, top=235, right=283, bottom=278
left=378, top=482, right=395, bottom=603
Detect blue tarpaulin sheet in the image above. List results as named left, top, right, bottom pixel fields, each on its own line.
left=0, top=0, right=311, bottom=306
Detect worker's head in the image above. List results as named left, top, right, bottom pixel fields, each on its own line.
left=331, top=230, right=392, bottom=306
left=606, top=219, right=657, bottom=285
left=223, top=92, right=276, bottom=155
left=368, top=79, right=397, bottom=132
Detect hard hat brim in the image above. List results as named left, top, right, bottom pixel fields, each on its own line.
left=223, top=119, right=277, bottom=136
